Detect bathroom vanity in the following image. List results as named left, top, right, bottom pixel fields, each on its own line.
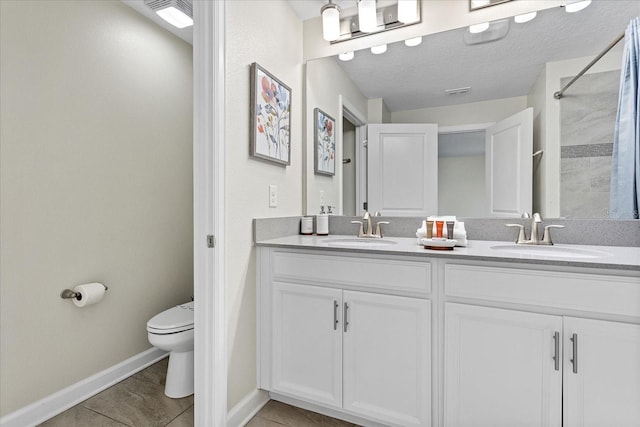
left=255, top=236, right=640, bottom=427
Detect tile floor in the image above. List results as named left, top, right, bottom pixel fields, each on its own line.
left=39, top=358, right=357, bottom=427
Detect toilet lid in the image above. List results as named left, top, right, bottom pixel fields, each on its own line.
left=147, top=302, right=194, bottom=334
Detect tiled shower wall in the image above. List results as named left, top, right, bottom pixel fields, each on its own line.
left=560, top=71, right=619, bottom=218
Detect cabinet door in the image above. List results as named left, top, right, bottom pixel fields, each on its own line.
left=343, top=290, right=431, bottom=427
left=271, top=282, right=342, bottom=408
left=444, top=303, right=562, bottom=427
left=563, top=317, right=640, bottom=427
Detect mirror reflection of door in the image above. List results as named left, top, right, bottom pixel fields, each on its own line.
left=365, top=108, right=532, bottom=217
left=343, top=118, right=357, bottom=216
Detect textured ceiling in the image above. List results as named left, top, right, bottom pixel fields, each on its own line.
left=330, top=1, right=639, bottom=111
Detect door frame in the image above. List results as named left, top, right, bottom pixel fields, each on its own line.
left=339, top=95, right=367, bottom=216
left=193, top=1, right=226, bottom=426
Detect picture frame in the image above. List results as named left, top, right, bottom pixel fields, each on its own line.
left=250, top=62, right=291, bottom=166
left=314, top=108, right=336, bottom=176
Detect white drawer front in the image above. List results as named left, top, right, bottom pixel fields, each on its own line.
left=272, top=251, right=431, bottom=295
left=445, top=264, right=640, bottom=317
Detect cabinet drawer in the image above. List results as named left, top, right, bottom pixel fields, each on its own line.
left=272, top=251, right=431, bottom=295
left=445, top=264, right=640, bottom=317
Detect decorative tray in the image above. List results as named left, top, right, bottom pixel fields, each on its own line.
left=419, top=238, right=457, bottom=250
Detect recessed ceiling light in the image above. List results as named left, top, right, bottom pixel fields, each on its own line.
left=564, top=0, right=591, bottom=13
left=371, top=44, right=387, bottom=55
left=514, top=11, right=537, bottom=23
left=338, top=51, right=354, bottom=61
left=469, top=22, right=490, bottom=34
left=404, top=36, right=422, bottom=47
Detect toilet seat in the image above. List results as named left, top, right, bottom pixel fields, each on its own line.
left=147, top=302, right=194, bottom=335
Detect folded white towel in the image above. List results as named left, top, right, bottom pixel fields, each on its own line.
left=416, top=220, right=467, bottom=246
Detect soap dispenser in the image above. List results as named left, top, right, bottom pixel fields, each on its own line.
left=317, top=206, right=329, bottom=236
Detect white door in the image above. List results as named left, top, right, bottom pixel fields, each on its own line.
left=343, top=290, right=431, bottom=427
left=367, top=124, right=438, bottom=216
left=563, top=317, right=640, bottom=427
left=271, top=282, right=343, bottom=408
left=444, top=303, right=562, bottom=427
left=485, top=108, right=533, bottom=217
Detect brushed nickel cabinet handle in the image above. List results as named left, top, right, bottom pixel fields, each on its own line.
left=333, top=300, right=339, bottom=330
left=343, top=302, right=349, bottom=333
left=570, top=333, right=578, bottom=374
left=553, top=331, right=560, bottom=371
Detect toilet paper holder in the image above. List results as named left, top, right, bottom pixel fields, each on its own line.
left=60, top=284, right=108, bottom=300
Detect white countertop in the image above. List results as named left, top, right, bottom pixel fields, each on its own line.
left=255, top=235, right=640, bottom=271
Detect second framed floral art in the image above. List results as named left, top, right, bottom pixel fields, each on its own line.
left=314, top=108, right=335, bottom=176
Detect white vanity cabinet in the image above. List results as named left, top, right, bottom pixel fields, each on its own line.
left=443, top=263, right=640, bottom=427
left=271, top=282, right=343, bottom=408
left=259, top=248, right=432, bottom=427
left=562, top=317, right=640, bottom=427
left=444, top=303, right=563, bottom=427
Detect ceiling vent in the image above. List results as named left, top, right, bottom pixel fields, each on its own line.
left=445, top=87, right=471, bottom=95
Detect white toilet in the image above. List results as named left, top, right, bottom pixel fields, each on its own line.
left=147, top=301, right=194, bottom=398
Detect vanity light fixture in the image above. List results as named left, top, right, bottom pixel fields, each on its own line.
left=339, top=51, right=355, bottom=61
left=469, top=22, right=490, bottom=33
left=404, top=36, right=422, bottom=47
left=564, top=0, right=591, bottom=13
left=322, top=0, right=421, bottom=44
left=514, top=11, right=536, bottom=23
left=371, top=44, right=387, bottom=54
left=358, top=0, right=379, bottom=33
left=144, top=0, right=193, bottom=28
left=321, top=0, right=341, bottom=41
left=398, top=0, right=419, bottom=24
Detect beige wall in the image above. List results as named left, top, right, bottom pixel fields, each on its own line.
left=0, top=0, right=193, bottom=416
left=305, top=57, right=367, bottom=215
left=391, top=96, right=528, bottom=126
left=368, top=98, right=391, bottom=124
left=225, top=0, right=303, bottom=410
left=439, top=156, right=486, bottom=216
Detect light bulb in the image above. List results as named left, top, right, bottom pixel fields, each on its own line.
left=469, top=22, right=490, bottom=34
left=338, top=51, right=354, bottom=61
left=565, top=0, right=591, bottom=13
left=371, top=44, right=387, bottom=55
left=321, top=2, right=341, bottom=41
left=358, top=0, right=378, bottom=33
left=404, top=37, right=422, bottom=47
left=398, top=0, right=418, bottom=24
left=514, top=11, right=536, bottom=23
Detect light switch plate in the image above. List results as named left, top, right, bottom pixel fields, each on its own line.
left=269, top=184, right=278, bottom=208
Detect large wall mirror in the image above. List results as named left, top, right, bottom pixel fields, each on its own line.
left=304, top=1, right=638, bottom=219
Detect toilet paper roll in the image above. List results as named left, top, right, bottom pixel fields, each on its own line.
left=72, top=282, right=106, bottom=308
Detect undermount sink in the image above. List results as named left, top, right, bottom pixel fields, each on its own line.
left=490, top=244, right=612, bottom=259
left=322, top=237, right=398, bottom=248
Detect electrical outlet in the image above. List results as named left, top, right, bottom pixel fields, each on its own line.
left=269, top=185, right=278, bottom=208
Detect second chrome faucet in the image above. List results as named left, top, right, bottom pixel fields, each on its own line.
left=351, top=211, right=390, bottom=238
left=506, top=213, right=564, bottom=245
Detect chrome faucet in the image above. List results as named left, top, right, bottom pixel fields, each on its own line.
left=351, top=211, right=389, bottom=238
left=506, top=213, right=564, bottom=245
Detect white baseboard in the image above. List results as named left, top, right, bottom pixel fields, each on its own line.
left=226, top=389, right=269, bottom=427
left=0, top=347, right=167, bottom=427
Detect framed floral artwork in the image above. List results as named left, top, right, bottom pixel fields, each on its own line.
left=250, top=62, right=291, bottom=166
left=314, top=108, right=335, bottom=176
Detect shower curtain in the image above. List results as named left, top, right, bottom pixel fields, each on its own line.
left=610, top=17, right=640, bottom=219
